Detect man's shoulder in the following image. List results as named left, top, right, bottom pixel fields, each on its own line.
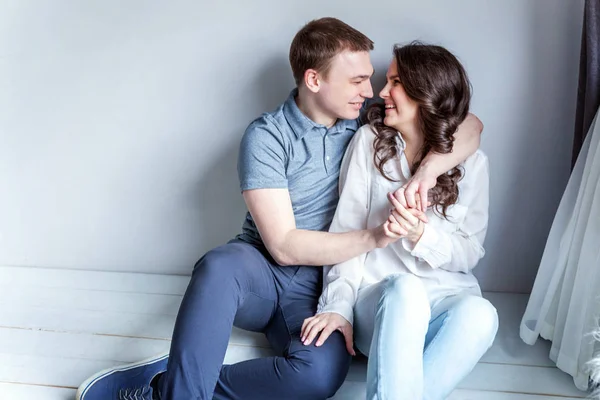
left=344, top=117, right=362, bottom=133
left=246, top=100, right=284, bottom=128
left=242, top=106, right=287, bottom=144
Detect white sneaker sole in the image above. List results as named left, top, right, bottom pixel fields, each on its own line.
left=76, top=352, right=169, bottom=399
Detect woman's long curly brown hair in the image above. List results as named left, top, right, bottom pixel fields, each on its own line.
left=368, top=42, right=472, bottom=218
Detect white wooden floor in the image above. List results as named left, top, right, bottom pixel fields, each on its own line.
left=0, top=266, right=589, bottom=400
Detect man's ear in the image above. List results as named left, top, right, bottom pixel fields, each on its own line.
left=304, top=69, right=321, bottom=93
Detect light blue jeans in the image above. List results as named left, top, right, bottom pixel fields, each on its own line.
left=354, top=274, right=499, bottom=400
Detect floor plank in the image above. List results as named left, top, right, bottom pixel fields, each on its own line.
left=0, top=306, right=267, bottom=347
left=342, top=358, right=585, bottom=397
left=449, top=389, right=584, bottom=400
left=0, top=382, right=75, bottom=400
left=0, top=327, right=171, bottom=363
left=0, top=284, right=184, bottom=315
left=461, top=363, right=586, bottom=397
left=332, top=381, right=585, bottom=400
left=0, top=304, right=178, bottom=339
left=0, top=346, right=274, bottom=389
left=0, top=266, right=188, bottom=294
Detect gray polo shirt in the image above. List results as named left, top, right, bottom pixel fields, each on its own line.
left=236, top=89, right=361, bottom=247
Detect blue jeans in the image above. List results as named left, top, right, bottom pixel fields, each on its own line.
left=354, top=274, right=499, bottom=400
left=158, top=240, right=351, bottom=400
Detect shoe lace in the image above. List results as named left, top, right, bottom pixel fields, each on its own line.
left=118, top=387, right=152, bottom=400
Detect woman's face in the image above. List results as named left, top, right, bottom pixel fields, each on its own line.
left=379, top=59, right=419, bottom=131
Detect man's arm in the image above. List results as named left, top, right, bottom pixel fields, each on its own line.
left=243, top=188, right=396, bottom=266
left=241, top=127, right=402, bottom=267
left=399, top=113, right=483, bottom=211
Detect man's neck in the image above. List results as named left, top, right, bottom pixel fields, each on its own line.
left=295, top=88, right=337, bottom=128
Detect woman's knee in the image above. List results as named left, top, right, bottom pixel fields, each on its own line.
left=379, top=274, right=430, bottom=317
left=453, top=296, right=499, bottom=345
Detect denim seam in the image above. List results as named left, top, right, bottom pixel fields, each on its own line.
left=374, top=285, right=392, bottom=400
left=422, top=309, right=451, bottom=360
left=277, top=304, right=293, bottom=344
left=278, top=266, right=308, bottom=343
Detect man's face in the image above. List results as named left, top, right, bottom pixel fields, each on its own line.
left=316, top=51, right=374, bottom=121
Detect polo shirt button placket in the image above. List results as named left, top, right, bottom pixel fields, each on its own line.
left=325, top=129, right=334, bottom=174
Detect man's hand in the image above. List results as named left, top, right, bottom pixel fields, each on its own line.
left=393, top=168, right=437, bottom=223
left=301, top=313, right=356, bottom=355
left=395, top=113, right=482, bottom=219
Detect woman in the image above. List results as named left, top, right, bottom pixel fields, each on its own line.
left=301, top=42, right=499, bottom=399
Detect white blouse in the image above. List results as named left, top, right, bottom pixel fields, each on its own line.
left=317, top=125, right=490, bottom=325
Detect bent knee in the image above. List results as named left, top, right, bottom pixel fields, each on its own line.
left=288, top=340, right=350, bottom=398
left=381, top=274, right=426, bottom=300
left=454, top=296, right=499, bottom=343
left=379, top=274, right=430, bottom=315
left=291, top=362, right=347, bottom=399
left=192, top=243, right=249, bottom=279
left=194, top=243, right=248, bottom=272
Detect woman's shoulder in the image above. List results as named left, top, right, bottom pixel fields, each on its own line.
left=347, top=123, right=377, bottom=152
left=355, top=123, right=377, bottom=139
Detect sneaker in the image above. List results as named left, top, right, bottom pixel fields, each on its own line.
left=76, top=353, right=168, bottom=400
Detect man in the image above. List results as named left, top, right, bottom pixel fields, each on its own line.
left=77, top=17, right=482, bottom=400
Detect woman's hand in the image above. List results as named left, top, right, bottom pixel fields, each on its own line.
left=387, top=192, right=425, bottom=243
left=301, top=312, right=356, bottom=355
left=372, top=217, right=405, bottom=248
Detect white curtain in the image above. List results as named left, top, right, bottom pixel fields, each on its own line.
left=520, top=106, right=600, bottom=391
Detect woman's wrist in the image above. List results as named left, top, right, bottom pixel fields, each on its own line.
left=407, top=222, right=425, bottom=244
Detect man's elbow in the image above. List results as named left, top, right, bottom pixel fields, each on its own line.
left=268, top=244, right=296, bottom=266
left=468, top=113, right=484, bottom=136
left=272, top=251, right=295, bottom=266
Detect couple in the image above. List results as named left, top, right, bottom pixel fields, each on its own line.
left=77, top=17, right=498, bottom=400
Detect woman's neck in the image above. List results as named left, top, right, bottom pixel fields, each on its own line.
left=397, top=124, right=424, bottom=169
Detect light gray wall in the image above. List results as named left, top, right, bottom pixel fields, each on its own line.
left=0, top=0, right=584, bottom=293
